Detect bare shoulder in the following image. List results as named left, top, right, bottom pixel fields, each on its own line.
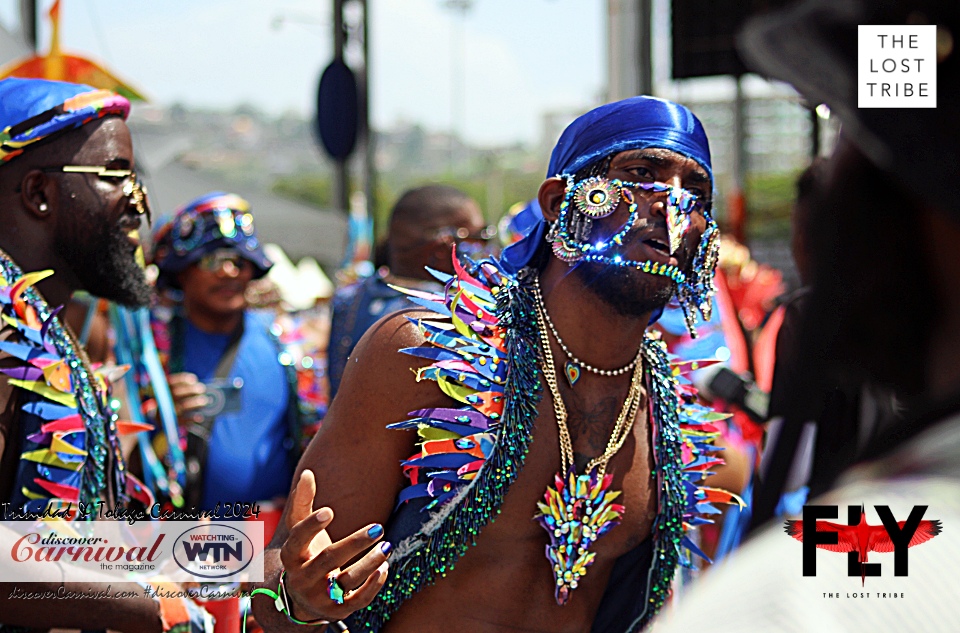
left=332, top=307, right=447, bottom=420
left=294, top=308, right=453, bottom=538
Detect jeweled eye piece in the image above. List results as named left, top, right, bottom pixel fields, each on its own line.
left=572, top=177, right=620, bottom=219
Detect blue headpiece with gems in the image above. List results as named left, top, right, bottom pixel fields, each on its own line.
left=152, top=191, right=273, bottom=288
left=501, top=95, right=721, bottom=334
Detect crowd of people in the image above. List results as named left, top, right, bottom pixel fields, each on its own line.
left=0, top=0, right=958, bottom=631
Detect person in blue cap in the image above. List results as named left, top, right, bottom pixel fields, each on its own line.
left=0, top=78, right=211, bottom=632
left=150, top=192, right=306, bottom=514
left=252, top=96, right=738, bottom=633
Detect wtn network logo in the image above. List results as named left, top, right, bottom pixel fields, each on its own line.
left=784, top=505, right=942, bottom=585
left=173, top=524, right=255, bottom=580
left=181, top=536, right=243, bottom=563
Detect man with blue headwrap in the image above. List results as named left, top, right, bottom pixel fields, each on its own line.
left=253, top=96, right=738, bottom=633
left=149, top=192, right=303, bottom=513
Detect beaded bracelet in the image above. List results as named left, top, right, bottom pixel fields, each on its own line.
left=251, top=570, right=331, bottom=627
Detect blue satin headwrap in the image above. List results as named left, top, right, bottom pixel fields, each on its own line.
left=501, top=96, right=712, bottom=275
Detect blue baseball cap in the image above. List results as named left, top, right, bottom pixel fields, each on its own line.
left=152, top=191, right=273, bottom=287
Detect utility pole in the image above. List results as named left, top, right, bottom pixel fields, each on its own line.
left=332, top=0, right=349, bottom=214
left=358, top=0, right=375, bottom=234
left=607, top=0, right=653, bottom=100
left=443, top=0, right=473, bottom=173
left=19, top=0, right=37, bottom=51
left=729, top=76, right=748, bottom=244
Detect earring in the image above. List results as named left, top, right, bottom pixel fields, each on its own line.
left=676, top=222, right=721, bottom=338
left=38, top=202, right=48, bottom=212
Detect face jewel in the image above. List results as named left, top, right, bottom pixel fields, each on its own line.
left=563, top=361, right=581, bottom=387
left=572, top=177, right=620, bottom=219
left=665, top=188, right=692, bottom=255
left=551, top=238, right=584, bottom=263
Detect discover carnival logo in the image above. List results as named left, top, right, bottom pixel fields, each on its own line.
left=0, top=520, right=264, bottom=583
left=11, top=531, right=165, bottom=570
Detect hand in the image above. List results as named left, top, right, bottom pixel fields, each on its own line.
left=279, top=470, right=390, bottom=623
left=167, top=373, right=208, bottom=426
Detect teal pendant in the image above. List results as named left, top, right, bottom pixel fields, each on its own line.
left=564, top=361, right=581, bottom=387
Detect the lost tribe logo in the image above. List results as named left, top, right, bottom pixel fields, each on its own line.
left=784, top=505, right=942, bottom=585
left=173, top=524, right=255, bottom=579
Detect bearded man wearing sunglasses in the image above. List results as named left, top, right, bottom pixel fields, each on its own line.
left=254, top=96, right=740, bottom=633
left=150, top=193, right=306, bottom=516
left=0, top=79, right=212, bottom=632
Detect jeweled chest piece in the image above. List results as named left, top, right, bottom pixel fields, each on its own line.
left=535, top=467, right=625, bottom=605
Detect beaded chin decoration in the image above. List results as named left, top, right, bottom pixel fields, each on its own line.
left=546, top=173, right=720, bottom=338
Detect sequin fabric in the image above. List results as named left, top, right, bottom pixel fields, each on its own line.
left=0, top=251, right=151, bottom=513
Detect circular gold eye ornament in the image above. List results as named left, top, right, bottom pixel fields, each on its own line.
left=572, top=177, right=620, bottom=218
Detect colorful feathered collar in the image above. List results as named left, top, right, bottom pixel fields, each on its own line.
left=351, top=256, right=742, bottom=632
left=0, top=250, right=151, bottom=515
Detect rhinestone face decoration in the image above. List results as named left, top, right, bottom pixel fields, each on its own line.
left=547, top=172, right=720, bottom=336
left=572, top=177, right=621, bottom=218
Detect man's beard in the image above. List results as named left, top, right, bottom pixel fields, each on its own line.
left=58, top=217, right=151, bottom=308
left=573, top=258, right=675, bottom=319
left=571, top=221, right=689, bottom=319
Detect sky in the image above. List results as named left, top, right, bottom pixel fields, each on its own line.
left=0, top=0, right=606, bottom=147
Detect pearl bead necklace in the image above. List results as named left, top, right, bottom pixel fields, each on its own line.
left=533, top=276, right=639, bottom=382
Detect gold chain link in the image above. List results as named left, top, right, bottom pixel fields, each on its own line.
left=533, top=278, right=645, bottom=476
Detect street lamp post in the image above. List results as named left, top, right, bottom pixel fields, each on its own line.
left=443, top=0, right=473, bottom=173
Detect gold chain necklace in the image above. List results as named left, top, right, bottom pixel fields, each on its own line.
left=532, top=277, right=645, bottom=604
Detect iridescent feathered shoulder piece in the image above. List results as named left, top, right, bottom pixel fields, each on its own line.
left=388, top=255, right=509, bottom=508
left=0, top=266, right=152, bottom=515
left=353, top=255, right=542, bottom=632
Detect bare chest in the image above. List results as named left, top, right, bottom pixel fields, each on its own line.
left=480, top=387, right=659, bottom=560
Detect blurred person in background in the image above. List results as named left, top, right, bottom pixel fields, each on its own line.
left=752, top=158, right=899, bottom=523
left=655, top=1, right=960, bottom=631
left=0, top=77, right=210, bottom=633
left=150, top=192, right=317, bottom=522
left=327, top=184, right=491, bottom=400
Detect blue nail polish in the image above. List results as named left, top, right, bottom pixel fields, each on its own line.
left=380, top=541, right=393, bottom=556
left=367, top=524, right=383, bottom=539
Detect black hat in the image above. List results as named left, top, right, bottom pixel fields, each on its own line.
left=737, top=0, right=960, bottom=217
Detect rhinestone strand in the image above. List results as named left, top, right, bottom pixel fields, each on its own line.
left=580, top=254, right=686, bottom=283
left=533, top=276, right=639, bottom=378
